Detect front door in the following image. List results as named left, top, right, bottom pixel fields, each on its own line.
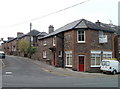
left=79, top=55, right=85, bottom=72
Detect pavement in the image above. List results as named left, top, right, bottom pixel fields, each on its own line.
left=0, top=59, right=5, bottom=68
left=29, top=58, right=118, bottom=78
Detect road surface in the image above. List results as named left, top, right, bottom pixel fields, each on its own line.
left=2, top=55, right=119, bottom=88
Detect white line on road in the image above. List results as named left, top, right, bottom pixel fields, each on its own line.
left=5, top=72, right=12, bottom=75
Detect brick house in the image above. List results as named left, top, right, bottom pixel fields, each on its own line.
left=2, top=30, right=45, bottom=56
left=114, top=26, right=120, bottom=60
left=37, top=19, right=116, bottom=72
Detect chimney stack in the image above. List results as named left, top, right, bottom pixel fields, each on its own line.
left=49, top=25, right=54, bottom=33
left=17, top=32, right=24, bottom=37
left=8, top=37, right=14, bottom=41
left=95, top=20, right=101, bottom=26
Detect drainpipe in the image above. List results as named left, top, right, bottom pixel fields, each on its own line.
left=61, top=33, right=64, bottom=68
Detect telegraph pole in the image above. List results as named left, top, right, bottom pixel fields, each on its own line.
left=29, top=23, right=32, bottom=58
left=30, top=23, right=32, bottom=47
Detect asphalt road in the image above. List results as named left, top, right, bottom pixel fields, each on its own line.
left=2, top=55, right=119, bottom=87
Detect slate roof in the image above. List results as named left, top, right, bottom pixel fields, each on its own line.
left=111, top=25, right=120, bottom=34
left=38, top=19, right=115, bottom=40
left=37, top=32, right=48, bottom=36
left=7, top=29, right=40, bottom=43
left=27, top=29, right=40, bottom=36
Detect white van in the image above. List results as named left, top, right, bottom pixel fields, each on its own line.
left=100, top=58, right=120, bottom=74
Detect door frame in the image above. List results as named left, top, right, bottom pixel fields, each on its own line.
left=78, top=55, right=85, bottom=72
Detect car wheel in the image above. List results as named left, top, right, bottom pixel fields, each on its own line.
left=112, top=70, right=117, bottom=75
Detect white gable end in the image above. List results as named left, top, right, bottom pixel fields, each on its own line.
left=75, top=21, right=87, bottom=28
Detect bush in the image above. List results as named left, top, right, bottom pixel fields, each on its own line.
left=27, top=46, right=37, bottom=58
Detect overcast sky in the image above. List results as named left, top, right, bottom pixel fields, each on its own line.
left=0, top=0, right=119, bottom=40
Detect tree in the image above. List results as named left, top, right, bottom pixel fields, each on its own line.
left=18, top=39, right=29, bottom=57
left=27, top=46, right=37, bottom=58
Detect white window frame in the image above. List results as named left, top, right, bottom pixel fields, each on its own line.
left=90, top=51, right=101, bottom=67
left=65, top=51, right=72, bottom=67
left=58, top=51, right=62, bottom=57
left=31, top=36, right=33, bottom=42
left=43, top=51, right=47, bottom=58
left=103, top=51, right=112, bottom=60
left=77, top=30, right=85, bottom=43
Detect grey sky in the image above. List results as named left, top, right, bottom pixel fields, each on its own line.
left=0, top=0, right=118, bottom=40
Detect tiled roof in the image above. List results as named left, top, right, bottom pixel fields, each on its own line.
left=38, top=19, right=115, bottom=40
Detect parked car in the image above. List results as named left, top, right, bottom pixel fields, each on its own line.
left=100, top=58, right=120, bottom=75
left=0, top=51, right=5, bottom=59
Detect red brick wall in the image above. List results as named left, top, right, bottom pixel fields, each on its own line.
left=64, top=29, right=115, bottom=72
left=114, top=35, right=120, bottom=60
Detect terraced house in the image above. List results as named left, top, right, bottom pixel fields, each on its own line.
left=37, top=19, right=117, bottom=72
left=114, top=26, right=120, bottom=60
left=2, top=18, right=119, bottom=73
left=2, top=30, right=46, bottom=56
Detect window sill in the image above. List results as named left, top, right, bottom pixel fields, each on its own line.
left=43, top=57, right=47, bottom=59
left=90, top=65, right=100, bottom=67
left=58, top=55, right=62, bottom=57
left=43, top=44, right=47, bottom=46
left=77, top=41, right=85, bottom=43
left=65, top=65, right=72, bottom=67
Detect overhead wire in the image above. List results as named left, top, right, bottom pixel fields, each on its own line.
left=0, top=0, right=91, bottom=29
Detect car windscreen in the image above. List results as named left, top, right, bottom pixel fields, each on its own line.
left=102, top=61, right=110, bottom=66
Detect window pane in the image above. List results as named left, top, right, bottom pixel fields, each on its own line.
left=78, top=31, right=85, bottom=41
left=91, top=54, right=95, bottom=57
left=70, top=57, right=72, bottom=65
left=96, top=57, right=100, bottom=65
left=106, top=61, right=110, bottom=66
left=67, top=57, right=69, bottom=65
left=82, top=34, right=84, bottom=41
left=82, top=31, right=84, bottom=34
left=91, top=59, right=95, bottom=65
left=66, top=51, right=72, bottom=66
left=103, top=54, right=112, bottom=59
left=79, top=35, right=81, bottom=41
left=91, top=53, right=101, bottom=66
